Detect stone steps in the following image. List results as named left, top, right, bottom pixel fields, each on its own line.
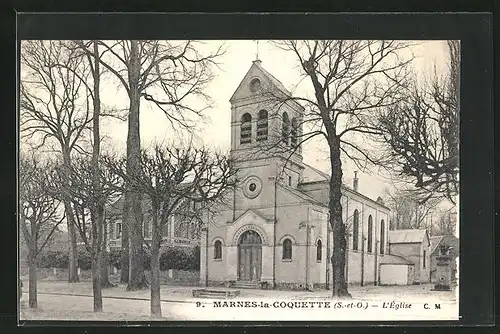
left=192, top=288, right=240, bottom=299
left=232, top=281, right=260, bottom=289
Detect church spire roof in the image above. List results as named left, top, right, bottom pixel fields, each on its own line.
left=229, top=59, right=291, bottom=103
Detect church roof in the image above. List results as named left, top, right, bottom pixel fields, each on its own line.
left=299, top=163, right=391, bottom=211
left=229, top=60, right=292, bottom=103
left=256, top=61, right=291, bottom=95
left=278, top=183, right=326, bottom=208
left=389, top=229, right=430, bottom=246
left=234, top=209, right=273, bottom=224
left=380, top=254, right=414, bottom=265
left=301, top=163, right=330, bottom=183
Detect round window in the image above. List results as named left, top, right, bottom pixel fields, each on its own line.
left=249, top=78, right=261, bottom=92
left=243, top=176, right=262, bottom=199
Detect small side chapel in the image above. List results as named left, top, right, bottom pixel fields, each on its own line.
left=199, top=60, right=391, bottom=290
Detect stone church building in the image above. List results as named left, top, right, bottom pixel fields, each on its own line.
left=199, top=60, right=392, bottom=290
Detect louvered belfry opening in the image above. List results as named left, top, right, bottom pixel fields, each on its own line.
left=256, top=110, right=268, bottom=141
left=240, top=113, right=252, bottom=144
left=282, top=112, right=290, bottom=145
left=291, top=117, right=298, bottom=147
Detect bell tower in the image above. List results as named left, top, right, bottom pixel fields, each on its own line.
left=229, top=60, right=305, bottom=189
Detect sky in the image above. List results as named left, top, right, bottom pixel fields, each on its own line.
left=98, top=40, right=451, bottom=203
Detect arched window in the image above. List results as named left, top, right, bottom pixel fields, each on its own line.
left=316, top=239, right=322, bottom=262
left=282, top=112, right=290, bottom=145
left=352, top=210, right=359, bottom=251
left=240, top=113, right=252, bottom=144
left=380, top=220, right=385, bottom=255
left=291, top=117, right=298, bottom=147
left=214, top=240, right=222, bottom=260
left=256, top=110, right=268, bottom=141
left=282, top=238, right=292, bottom=260
left=367, top=215, right=373, bottom=253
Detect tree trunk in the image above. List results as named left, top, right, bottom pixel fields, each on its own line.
left=150, top=244, right=161, bottom=318
left=127, top=192, right=147, bottom=290
left=329, top=142, right=351, bottom=298
left=64, top=200, right=80, bottom=283
left=91, top=253, right=103, bottom=312
left=88, top=40, right=115, bottom=290
left=150, top=203, right=162, bottom=318
left=100, top=250, right=114, bottom=288
left=100, top=219, right=114, bottom=288
left=120, top=219, right=129, bottom=283
left=27, top=252, right=37, bottom=308
left=90, top=201, right=106, bottom=312
left=126, top=40, right=147, bottom=291
left=62, top=148, right=79, bottom=283
left=150, top=235, right=161, bottom=317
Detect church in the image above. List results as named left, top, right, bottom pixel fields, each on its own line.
left=199, top=60, right=393, bottom=290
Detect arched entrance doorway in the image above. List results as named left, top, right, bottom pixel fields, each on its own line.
left=238, top=230, right=262, bottom=281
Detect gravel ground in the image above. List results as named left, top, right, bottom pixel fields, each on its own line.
left=22, top=280, right=457, bottom=301
left=20, top=294, right=178, bottom=321
left=19, top=281, right=458, bottom=321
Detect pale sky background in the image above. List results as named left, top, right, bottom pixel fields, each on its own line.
left=98, top=40, right=450, bottom=203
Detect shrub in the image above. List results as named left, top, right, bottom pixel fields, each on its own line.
left=109, top=249, right=122, bottom=269
left=191, top=245, right=200, bottom=270
left=38, top=252, right=50, bottom=268
left=159, top=251, right=171, bottom=271
left=159, top=246, right=200, bottom=271
left=159, top=247, right=176, bottom=271
left=56, top=251, right=70, bottom=269
left=142, top=247, right=151, bottom=271
left=78, top=250, right=92, bottom=270
left=38, top=250, right=69, bottom=269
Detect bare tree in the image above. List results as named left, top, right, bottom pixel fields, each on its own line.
left=106, top=143, right=235, bottom=317
left=20, top=40, right=94, bottom=283
left=376, top=41, right=460, bottom=204
left=79, top=40, right=115, bottom=288
left=383, top=188, right=415, bottom=230
left=383, top=188, right=438, bottom=230
left=431, top=209, right=457, bottom=236
left=265, top=40, right=412, bottom=297
left=19, top=154, right=65, bottom=308
left=51, top=155, right=122, bottom=312
left=74, top=40, right=224, bottom=289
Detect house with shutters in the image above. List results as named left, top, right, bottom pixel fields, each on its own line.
left=106, top=197, right=201, bottom=252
